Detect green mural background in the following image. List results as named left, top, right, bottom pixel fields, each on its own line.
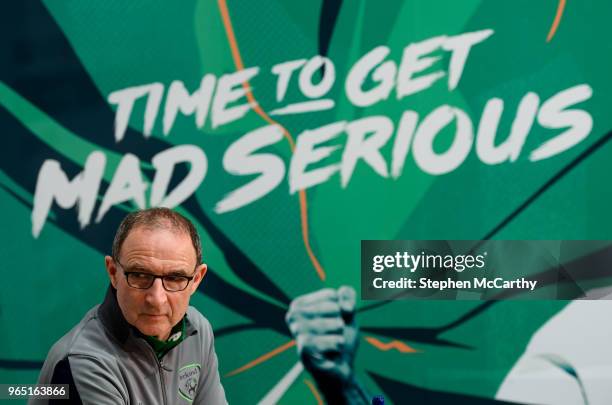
left=1, top=1, right=611, bottom=403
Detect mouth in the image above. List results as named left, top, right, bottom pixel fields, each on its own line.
left=142, top=314, right=167, bottom=318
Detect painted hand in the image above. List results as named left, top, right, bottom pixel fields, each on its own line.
left=285, top=286, right=358, bottom=384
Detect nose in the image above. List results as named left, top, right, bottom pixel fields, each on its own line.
left=144, top=277, right=168, bottom=309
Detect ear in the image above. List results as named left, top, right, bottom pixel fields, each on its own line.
left=105, top=256, right=119, bottom=288
left=190, top=263, right=208, bottom=294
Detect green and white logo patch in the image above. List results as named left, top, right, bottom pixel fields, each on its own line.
left=178, top=363, right=201, bottom=402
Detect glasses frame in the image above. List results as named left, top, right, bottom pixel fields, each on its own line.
left=115, top=260, right=197, bottom=292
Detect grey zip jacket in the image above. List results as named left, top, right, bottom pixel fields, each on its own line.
left=30, top=287, right=228, bottom=404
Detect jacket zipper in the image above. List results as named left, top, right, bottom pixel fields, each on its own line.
left=157, top=357, right=168, bottom=405
left=141, top=333, right=196, bottom=404
left=143, top=343, right=168, bottom=405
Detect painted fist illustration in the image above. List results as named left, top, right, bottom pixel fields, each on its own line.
left=285, top=286, right=359, bottom=384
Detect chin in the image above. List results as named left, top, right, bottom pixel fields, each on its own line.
left=137, top=321, right=170, bottom=338
left=143, top=327, right=169, bottom=339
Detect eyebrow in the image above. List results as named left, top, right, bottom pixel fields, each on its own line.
left=166, top=270, right=191, bottom=277
left=124, top=265, right=191, bottom=277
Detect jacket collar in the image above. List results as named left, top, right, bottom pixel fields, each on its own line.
left=98, top=286, right=197, bottom=345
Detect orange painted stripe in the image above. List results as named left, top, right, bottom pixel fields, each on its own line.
left=225, top=339, right=297, bottom=377
left=304, top=379, right=324, bottom=405
left=299, top=189, right=326, bottom=281
left=217, top=0, right=325, bottom=281
left=547, top=0, right=567, bottom=42
left=365, top=336, right=419, bottom=353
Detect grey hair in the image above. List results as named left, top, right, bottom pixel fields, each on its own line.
left=111, top=208, right=202, bottom=265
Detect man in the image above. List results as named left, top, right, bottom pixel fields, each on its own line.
left=285, top=286, right=370, bottom=404
left=31, top=208, right=227, bottom=404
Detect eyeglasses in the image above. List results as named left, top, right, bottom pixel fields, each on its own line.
left=115, top=261, right=196, bottom=292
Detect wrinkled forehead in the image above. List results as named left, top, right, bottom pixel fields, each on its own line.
left=120, top=224, right=197, bottom=264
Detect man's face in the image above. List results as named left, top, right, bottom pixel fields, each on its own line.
left=105, top=226, right=207, bottom=340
